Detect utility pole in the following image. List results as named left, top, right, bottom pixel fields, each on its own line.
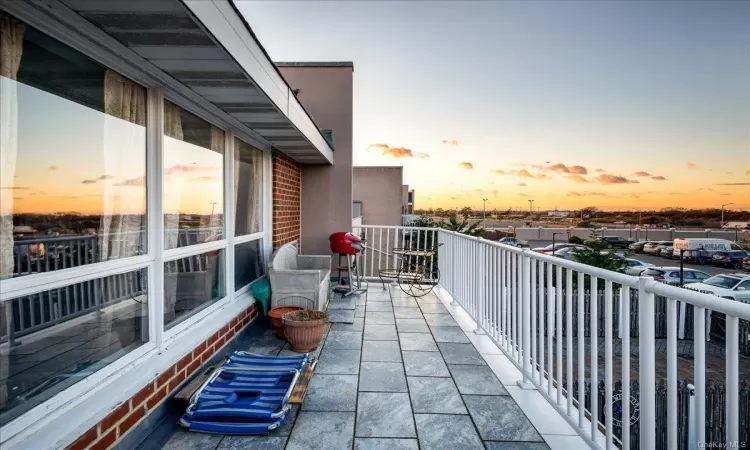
left=482, top=198, right=489, bottom=229
left=209, top=201, right=217, bottom=217
left=721, top=203, right=733, bottom=228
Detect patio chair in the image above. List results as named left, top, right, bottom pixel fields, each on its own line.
left=267, top=242, right=331, bottom=311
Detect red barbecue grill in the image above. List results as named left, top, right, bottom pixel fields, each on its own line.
left=329, top=232, right=367, bottom=297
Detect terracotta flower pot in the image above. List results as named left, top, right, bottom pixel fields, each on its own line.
left=282, top=310, right=329, bottom=353
left=268, top=306, right=303, bottom=337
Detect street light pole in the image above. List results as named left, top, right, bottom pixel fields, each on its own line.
left=720, top=203, right=733, bottom=228
left=528, top=199, right=534, bottom=218
left=552, top=232, right=563, bottom=253
left=482, top=198, right=489, bottom=229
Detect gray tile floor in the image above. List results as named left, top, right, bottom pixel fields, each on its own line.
left=160, top=286, right=550, bottom=450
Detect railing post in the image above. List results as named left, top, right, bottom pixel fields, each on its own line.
left=450, top=232, right=459, bottom=306
left=518, top=249, right=534, bottom=389
left=474, top=237, right=485, bottom=334
left=687, top=384, right=696, bottom=450
left=638, top=276, right=656, bottom=449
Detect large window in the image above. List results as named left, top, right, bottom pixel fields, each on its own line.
left=163, top=101, right=224, bottom=250
left=0, top=11, right=270, bottom=435
left=0, top=269, right=149, bottom=425
left=0, top=14, right=147, bottom=280
left=164, top=249, right=226, bottom=329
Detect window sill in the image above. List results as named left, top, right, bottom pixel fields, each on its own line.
left=0, top=292, right=257, bottom=450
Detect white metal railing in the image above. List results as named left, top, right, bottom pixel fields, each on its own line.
left=356, top=224, right=750, bottom=450
left=356, top=225, right=439, bottom=283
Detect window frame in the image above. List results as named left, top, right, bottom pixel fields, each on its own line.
left=0, top=8, right=274, bottom=446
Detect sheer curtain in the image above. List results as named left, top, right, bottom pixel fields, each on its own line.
left=0, top=12, right=25, bottom=411
left=234, top=141, right=262, bottom=236
left=101, top=69, right=146, bottom=260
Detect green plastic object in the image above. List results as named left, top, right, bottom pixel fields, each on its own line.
left=252, top=278, right=272, bottom=316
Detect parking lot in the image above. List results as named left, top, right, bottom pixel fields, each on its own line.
left=525, top=240, right=748, bottom=277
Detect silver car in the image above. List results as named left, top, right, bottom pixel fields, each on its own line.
left=640, top=267, right=711, bottom=285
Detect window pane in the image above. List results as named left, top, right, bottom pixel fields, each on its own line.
left=234, top=139, right=263, bottom=236
left=163, top=101, right=223, bottom=250
left=0, top=13, right=147, bottom=280
left=0, top=269, right=148, bottom=425
left=235, top=239, right=265, bottom=290
left=164, top=249, right=225, bottom=329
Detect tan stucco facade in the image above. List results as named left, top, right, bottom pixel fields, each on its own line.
left=353, top=167, right=404, bottom=226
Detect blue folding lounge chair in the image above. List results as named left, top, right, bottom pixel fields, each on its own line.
left=179, top=352, right=309, bottom=435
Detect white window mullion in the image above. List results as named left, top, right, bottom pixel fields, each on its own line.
left=147, top=87, right=165, bottom=349
left=263, top=150, right=273, bottom=263
left=225, top=131, right=236, bottom=298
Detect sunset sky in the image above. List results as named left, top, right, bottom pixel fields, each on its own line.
left=240, top=0, right=750, bottom=211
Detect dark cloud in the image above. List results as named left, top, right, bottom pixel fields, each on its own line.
left=633, top=171, right=651, bottom=177
left=567, top=191, right=607, bottom=197
left=98, top=174, right=117, bottom=180
left=651, top=176, right=667, bottom=181
left=81, top=179, right=97, bottom=184
left=0, top=186, right=29, bottom=189
left=458, top=162, right=473, bottom=169
left=715, top=182, right=750, bottom=186
left=517, top=182, right=526, bottom=187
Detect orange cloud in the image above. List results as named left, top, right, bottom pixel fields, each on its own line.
left=114, top=176, right=146, bottom=187
left=595, top=174, right=638, bottom=184
left=746, top=169, right=750, bottom=176
left=442, top=139, right=459, bottom=146
left=166, top=164, right=218, bottom=175
left=492, top=168, right=546, bottom=179
left=366, top=143, right=416, bottom=159
left=533, top=162, right=588, bottom=175
left=415, top=152, right=430, bottom=159
left=568, top=191, right=607, bottom=197
left=651, top=176, right=667, bottom=181
left=48, top=165, right=57, bottom=172
left=633, top=171, right=651, bottom=177
left=458, top=162, right=473, bottom=169
left=565, top=175, right=588, bottom=183
left=687, top=162, right=697, bottom=169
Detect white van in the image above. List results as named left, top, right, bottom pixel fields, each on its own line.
left=673, top=238, right=742, bottom=264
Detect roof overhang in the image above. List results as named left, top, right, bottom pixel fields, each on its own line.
left=47, top=0, right=334, bottom=164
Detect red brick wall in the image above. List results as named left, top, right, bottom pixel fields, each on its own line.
left=67, top=303, right=259, bottom=450
left=272, top=152, right=302, bottom=249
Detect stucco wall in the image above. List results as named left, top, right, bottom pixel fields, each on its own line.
left=353, top=167, right=404, bottom=226
left=277, top=63, right=353, bottom=256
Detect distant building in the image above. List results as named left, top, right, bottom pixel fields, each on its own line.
left=353, top=167, right=413, bottom=227
left=547, top=210, right=570, bottom=218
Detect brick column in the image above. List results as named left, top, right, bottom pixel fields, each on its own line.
left=272, top=152, right=302, bottom=249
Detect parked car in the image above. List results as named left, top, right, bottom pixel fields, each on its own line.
left=622, top=258, right=654, bottom=276
left=640, top=267, right=711, bottom=285
left=655, top=243, right=672, bottom=257
left=552, top=246, right=587, bottom=260
left=498, top=237, right=529, bottom=247
left=593, top=236, right=635, bottom=249
left=533, top=243, right=577, bottom=254
left=628, top=241, right=649, bottom=253
left=674, top=238, right=744, bottom=264
left=743, top=256, right=750, bottom=271
left=685, top=274, right=750, bottom=303
left=643, top=241, right=672, bottom=255
left=711, top=251, right=750, bottom=270
left=624, top=258, right=654, bottom=276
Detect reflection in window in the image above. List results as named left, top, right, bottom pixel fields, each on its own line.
left=0, top=269, right=149, bottom=425
left=235, top=239, right=265, bottom=290
left=164, top=249, right=225, bottom=329
left=163, top=101, right=224, bottom=250
left=234, top=139, right=263, bottom=236
left=0, top=13, right=147, bottom=280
